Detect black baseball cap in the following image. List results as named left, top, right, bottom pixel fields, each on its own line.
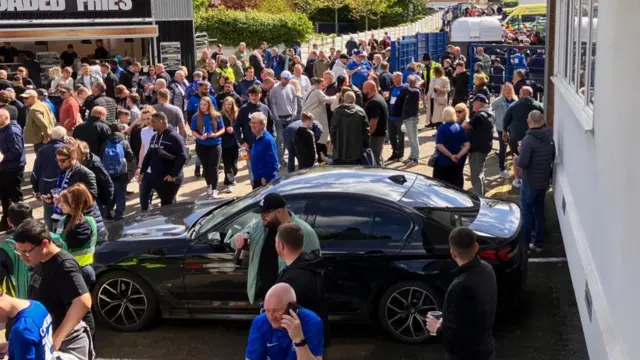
left=471, top=94, right=489, bottom=104
left=253, top=193, right=287, bottom=213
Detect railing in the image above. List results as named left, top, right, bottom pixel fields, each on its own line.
left=300, top=11, right=444, bottom=63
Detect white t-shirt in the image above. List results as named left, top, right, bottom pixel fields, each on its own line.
left=140, top=126, right=156, bottom=173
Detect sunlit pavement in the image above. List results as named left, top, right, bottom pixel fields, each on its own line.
left=17, top=115, right=587, bottom=359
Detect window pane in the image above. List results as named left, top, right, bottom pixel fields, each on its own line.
left=570, top=0, right=580, bottom=86
left=578, top=0, right=590, bottom=97
left=372, top=211, right=412, bottom=240
left=588, top=1, right=597, bottom=105
left=563, top=0, right=572, bottom=77
left=287, top=200, right=307, bottom=218
left=312, top=202, right=372, bottom=241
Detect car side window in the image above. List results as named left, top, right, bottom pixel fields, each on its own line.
left=308, top=200, right=373, bottom=241
left=372, top=210, right=412, bottom=240
left=222, top=200, right=308, bottom=239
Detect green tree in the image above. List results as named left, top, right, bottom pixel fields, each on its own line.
left=347, top=0, right=394, bottom=31
left=322, top=0, right=348, bottom=34
left=294, top=0, right=323, bottom=16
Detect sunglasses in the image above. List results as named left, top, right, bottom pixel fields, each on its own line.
left=456, top=110, right=465, bottom=114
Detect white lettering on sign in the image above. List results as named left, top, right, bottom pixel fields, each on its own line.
left=76, top=0, right=132, bottom=11
left=0, top=0, right=66, bottom=11
left=0, top=0, right=133, bottom=11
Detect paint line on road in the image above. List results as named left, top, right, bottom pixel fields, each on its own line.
left=528, top=257, right=568, bottom=263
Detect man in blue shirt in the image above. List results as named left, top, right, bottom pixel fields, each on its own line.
left=249, top=112, right=278, bottom=190
left=345, top=51, right=371, bottom=90
left=246, top=283, right=324, bottom=360
left=0, top=289, right=55, bottom=360
left=511, top=47, right=529, bottom=73
left=386, top=72, right=405, bottom=163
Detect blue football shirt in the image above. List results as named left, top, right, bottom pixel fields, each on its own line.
left=9, top=301, right=55, bottom=360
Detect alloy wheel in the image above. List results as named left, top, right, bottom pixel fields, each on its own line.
left=97, top=278, right=148, bottom=328
left=384, top=286, right=438, bottom=341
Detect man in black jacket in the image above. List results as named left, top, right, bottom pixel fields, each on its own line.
left=139, top=112, right=188, bottom=207
left=76, top=140, right=115, bottom=216
left=119, top=61, right=141, bottom=92
left=73, top=106, right=111, bottom=157
left=427, top=227, right=497, bottom=360
left=100, top=63, right=119, bottom=99
left=276, top=223, right=328, bottom=344
left=83, top=82, right=117, bottom=122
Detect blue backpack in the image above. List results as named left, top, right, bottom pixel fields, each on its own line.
left=102, top=139, right=125, bottom=176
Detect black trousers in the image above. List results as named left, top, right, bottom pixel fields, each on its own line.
left=222, top=146, right=239, bottom=185
left=433, top=163, right=465, bottom=189
left=0, top=168, right=24, bottom=225
left=195, top=143, right=222, bottom=190
left=251, top=179, right=263, bottom=190
left=153, top=174, right=183, bottom=207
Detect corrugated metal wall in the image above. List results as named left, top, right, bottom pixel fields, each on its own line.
left=152, top=0, right=194, bottom=21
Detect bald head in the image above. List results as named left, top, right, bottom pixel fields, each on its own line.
left=0, top=109, right=10, bottom=126
left=528, top=110, right=544, bottom=126
left=363, top=80, right=377, bottom=97
left=520, top=86, right=533, bottom=98
left=91, top=106, right=107, bottom=120
left=343, top=91, right=356, bottom=104
left=264, top=283, right=296, bottom=309
left=0, top=70, right=6, bottom=80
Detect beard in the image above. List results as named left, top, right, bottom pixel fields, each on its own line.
left=263, top=217, right=282, bottom=230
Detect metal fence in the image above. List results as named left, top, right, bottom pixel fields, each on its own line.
left=388, top=32, right=448, bottom=72
left=467, top=43, right=546, bottom=96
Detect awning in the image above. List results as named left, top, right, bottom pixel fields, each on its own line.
left=0, top=25, right=158, bottom=42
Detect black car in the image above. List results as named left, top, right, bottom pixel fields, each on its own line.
left=93, top=167, right=527, bottom=343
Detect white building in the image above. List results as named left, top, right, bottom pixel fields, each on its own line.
left=551, top=0, right=635, bottom=359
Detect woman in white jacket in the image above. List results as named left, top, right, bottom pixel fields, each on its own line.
left=426, top=66, right=451, bottom=127
left=301, top=77, right=337, bottom=159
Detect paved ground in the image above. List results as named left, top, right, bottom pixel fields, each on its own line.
left=17, top=115, right=588, bottom=360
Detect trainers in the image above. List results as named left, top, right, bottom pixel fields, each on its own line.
left=406, top=159, right=419, bottom=167
left=500, top=170, right=511, bottom=179
left=206, top=185, right=213, bottom=196
left=529, top=243, right=543, bottom=253
left=211, top=190, right=220, bottom=199
left=512, top=179, right=522, bottom=188
left=386, top=155, right=399, bottom=163
left=224, top=186, right=234, bottom=194
left=194, top=166, right=201, bottom=178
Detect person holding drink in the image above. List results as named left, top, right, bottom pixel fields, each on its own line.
left=426, top=226, right=497, bottom=360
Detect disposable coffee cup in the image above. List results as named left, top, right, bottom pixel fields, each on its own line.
left=427, top=310, right=443, bottom=336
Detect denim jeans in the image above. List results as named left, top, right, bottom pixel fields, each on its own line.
left=275, top=118, right=291, bottom=163
left=469, top=152, right=488, bottom=195
left=246, top=158, right=254, bottom=181
left=497, top=131, right=507, bottom=171
left=107, top=176, right=127, bottom=219
left=520, top=183, right=546, bottom=246
left=139, top=172, right=154, bottom=211
left=403, top=117, right=419, bottom=160
left=387, top=120, right=404, bottom=158
left=285, top=135, right=296, bottom=173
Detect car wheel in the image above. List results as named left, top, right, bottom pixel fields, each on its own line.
left=377, top=280, right=442, bottom=344
left=93, top=271, right=157, bottom=332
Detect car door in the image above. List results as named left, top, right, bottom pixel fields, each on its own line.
left=181, top=198, right=309, bottom=315
left=305, top=195, right=413, bottom=315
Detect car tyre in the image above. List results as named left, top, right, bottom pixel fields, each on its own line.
left=377, top=280, right=443, bottom=344
left=93, top=271, right=157, bottom=332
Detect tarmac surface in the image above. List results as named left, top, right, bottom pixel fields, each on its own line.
left=18, top=116, right=589, bottom=360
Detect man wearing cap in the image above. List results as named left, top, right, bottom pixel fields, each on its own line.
left=462, top=94, right=495, bottom=195
left=58, top=86, right=80, bottom=132
left=346, top=51, right=372, bottom=90
left=0, top=108, right=26, bottom=231
left=268, top=71, right=297, bottom=165
left=22, top=89, right=55, bottom=153
left=36, top=89, right=56, bottom=116
left=226, top=193, right=320, bottom=304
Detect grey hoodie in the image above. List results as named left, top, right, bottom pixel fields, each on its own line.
left=515, top=127, right=555, bottom=190
left=329, top=104, right=370, bottom=162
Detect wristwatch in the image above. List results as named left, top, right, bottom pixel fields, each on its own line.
left=294, top=338, right=307, bottom=347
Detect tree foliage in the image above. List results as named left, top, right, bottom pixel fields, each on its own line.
left=195, top=7, right=313, bottom=47
left=258, top=0, right=295, bottom=14
left=294, top=0, right=323, bottom=16
left=220, top=0, right=261, bottom=10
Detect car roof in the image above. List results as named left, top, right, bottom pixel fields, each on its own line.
left=264, top=167, right=418, bottom=203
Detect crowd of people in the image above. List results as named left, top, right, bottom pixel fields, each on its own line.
left=0, top=32, right=556, bottom=359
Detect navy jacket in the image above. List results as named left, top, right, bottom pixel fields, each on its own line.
left=0, top=120, right=26, bottom=171
left=141, top=126, right=188, bottom=181
left=250, top=131, right=279, bottom=182
left=235, top=102, right=275, bottom=148
left=236, top=78, right=262, bottom=98
left=31, top=139, right=64, bottom=195
left=283, top=120, right=322, bottom=140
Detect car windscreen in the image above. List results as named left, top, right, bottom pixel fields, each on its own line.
left=400, top=175, right=480, bottom=210
left=193, top=183, right=274, bottom=237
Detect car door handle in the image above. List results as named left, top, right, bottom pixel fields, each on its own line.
left=363, top=250, right=385, bottom=257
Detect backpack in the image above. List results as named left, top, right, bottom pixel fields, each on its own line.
left=102, top=139, right=125, bottom=176
left=360, top=148, right=379, bottom=167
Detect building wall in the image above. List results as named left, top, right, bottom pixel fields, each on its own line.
left=552, top=0, right=639, bottom=359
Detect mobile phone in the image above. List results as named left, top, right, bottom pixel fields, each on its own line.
left=284, top=302, right=298, bottom=315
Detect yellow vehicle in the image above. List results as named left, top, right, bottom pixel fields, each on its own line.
left=503, top=4, right=547, bottom=28
left=503, top=0, right=519, bottom=14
